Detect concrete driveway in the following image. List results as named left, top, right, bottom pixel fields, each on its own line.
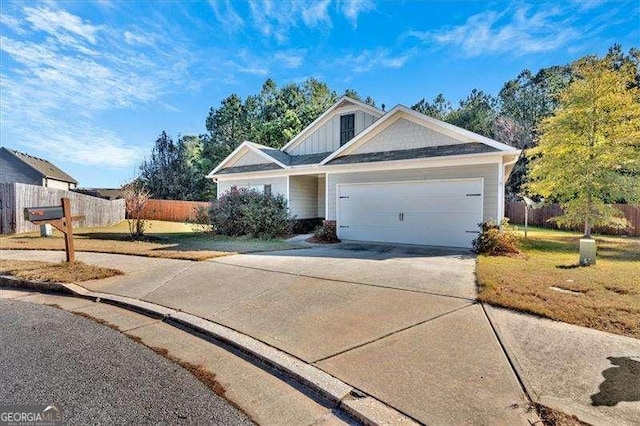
left=1, top=246, right=532, bottom=424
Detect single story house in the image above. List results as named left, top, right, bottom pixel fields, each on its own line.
left=207, top=97, right=520, bottom=248
left=0, top=147, right=78, bottom=190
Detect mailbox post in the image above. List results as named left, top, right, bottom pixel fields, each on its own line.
left=24, top=198, right=79, bottom=262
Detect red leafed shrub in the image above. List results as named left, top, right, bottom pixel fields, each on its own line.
left=472, top=219, right=522, bottom=256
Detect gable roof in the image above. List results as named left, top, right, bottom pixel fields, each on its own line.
left=320, top=105, right=519, bottom=165
left=3, top=147, right=78, bottom=184
left=206, top=141, right=290, bottom=177
left=280, top=96, right=384, bottom=153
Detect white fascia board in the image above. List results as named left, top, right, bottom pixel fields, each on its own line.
left=206, top=142, right=252, bottom=177
left=206, top=141, right=289, bottom=178
left=280, top=96, right=384, bottom=153
left=214, top=150, right=505, bottom=181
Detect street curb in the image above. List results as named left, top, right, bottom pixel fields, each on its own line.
left=1, top=275, right=418, bottom=425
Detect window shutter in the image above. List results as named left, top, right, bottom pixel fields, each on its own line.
left=340, top=114, right=356, bottom=146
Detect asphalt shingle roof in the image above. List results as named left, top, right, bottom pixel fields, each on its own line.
left=5, top=148, right=78, bottom=183
left=216, top=163, right=283, bottom=175
left=327, top=143, right=499, bottom=165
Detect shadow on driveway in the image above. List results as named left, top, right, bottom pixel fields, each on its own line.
left=591, top=356, right=640, bottom=407
left=243, top=241, right=475, bottom=261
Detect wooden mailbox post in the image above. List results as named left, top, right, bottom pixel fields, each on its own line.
left=23, top=198, right=81, bottom=262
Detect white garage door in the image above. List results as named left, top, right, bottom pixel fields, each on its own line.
left=336, top=179, right=483, bottom=248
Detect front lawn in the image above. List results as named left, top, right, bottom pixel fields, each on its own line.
left=0, top=260, right=123, bottom=283
left=0, top=220, right=297, bottom=261
left=477, top=226, right=640, bottom=339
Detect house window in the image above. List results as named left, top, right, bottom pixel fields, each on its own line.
left=236, top=184, right=270, bottom=194
left=340, top=114, right=355, bottom=146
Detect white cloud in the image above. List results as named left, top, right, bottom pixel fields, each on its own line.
left=341, top=0, right=374, bottom=28
left=274, top=50, right=306, bottom=68
left=209, top=0, right=244, bottom=32
left=23, top=6, right=101, bottom=44
left=301, top=0, right=332, bottom=27
left=409, top=6, right=579, bottom=57
left=123, top=30, right=155, bottom=46
left=247, top=0, right=346, bottom=41
left=342, top=48, right=413, bottom=73
left=0, top=5, right=195, bottom=169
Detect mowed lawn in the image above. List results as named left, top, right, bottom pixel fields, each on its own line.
left=0, top=220, right=297, bottom=261
left=477, top=227, right=640, bottom=339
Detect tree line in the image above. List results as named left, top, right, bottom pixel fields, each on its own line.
left=138, top=44, right=639, bottom=202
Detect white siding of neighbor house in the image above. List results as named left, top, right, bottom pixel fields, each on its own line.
left=326, top=163, right=499, bottom=221
left=45, top=178, right=73, bottom=190
left=230, top=149, right=270, bottom=167
left=318, top=175, right=326, bottom=218
left=287, top=110, right=378, bottom=156
left=289, top=175, right=319, bottom=219
left=217, top=176, right=287, bottom=199
left=351, top=117, right=465, bottom=155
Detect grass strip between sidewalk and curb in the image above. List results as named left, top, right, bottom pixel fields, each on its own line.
left=0, top=276, right=418, bottom=426
left=0, top=259, right=122, bottom=283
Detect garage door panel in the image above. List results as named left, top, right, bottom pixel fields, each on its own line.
left=337, top=179, right=483, bottom=248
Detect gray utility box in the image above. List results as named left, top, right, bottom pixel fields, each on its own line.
left=579, top=238, right=597, bottom=265
left=40, top=224, right=53, bottom=237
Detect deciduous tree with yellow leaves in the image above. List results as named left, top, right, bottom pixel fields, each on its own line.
left=527, top=55, right=640, bottom=238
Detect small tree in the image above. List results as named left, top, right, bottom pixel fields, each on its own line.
left=527, top=57, right=640, bottom=238
left=121, top=181, right=150, bottom=239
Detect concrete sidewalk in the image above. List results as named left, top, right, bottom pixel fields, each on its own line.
left=5, top=248, right=638, bottom=424
left=486, top=306, right=640, bottom=426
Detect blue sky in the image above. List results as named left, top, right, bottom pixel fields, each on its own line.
left=1, top=1, right=638, bottom=188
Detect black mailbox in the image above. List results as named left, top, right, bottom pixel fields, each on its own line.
left=23, top=206, right=64, bottom=222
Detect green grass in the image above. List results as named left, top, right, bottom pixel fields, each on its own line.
left=0, top=220, right=297, bottom=261
left=477, top=226, right=640, bottom=339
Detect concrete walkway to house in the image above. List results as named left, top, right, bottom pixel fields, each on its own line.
left=2, top=245, right=638, bottom=425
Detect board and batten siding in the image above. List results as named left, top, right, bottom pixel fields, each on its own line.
left=352, top=117, right=465, bottom=155
left=230, top=150, right=270, bottom=167
left=326, top=163, right=499, bottom=221
left=287, top=110, right=378, bottom=156
left=288, top=175, right=319, bottom=219
left=216, top=177, right=287, bottom=199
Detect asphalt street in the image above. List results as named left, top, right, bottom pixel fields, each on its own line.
left=0, top=299, right=253, bottom=425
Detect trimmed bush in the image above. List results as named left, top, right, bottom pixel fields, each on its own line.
left=210, top=187, right=292, bottom=239
left=472, top=219, right=522, bottom=256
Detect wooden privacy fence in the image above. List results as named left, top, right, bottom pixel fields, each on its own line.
left=0, top=183, right=125, bottom=234
left=505, top=201, right=640, bottom=237
left=139, top=199, right=210, bottom=222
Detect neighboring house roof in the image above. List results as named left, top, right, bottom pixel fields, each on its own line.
left=74, top=188, right=122, bottom=200
left=2, top=147, right=78, bottom=184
